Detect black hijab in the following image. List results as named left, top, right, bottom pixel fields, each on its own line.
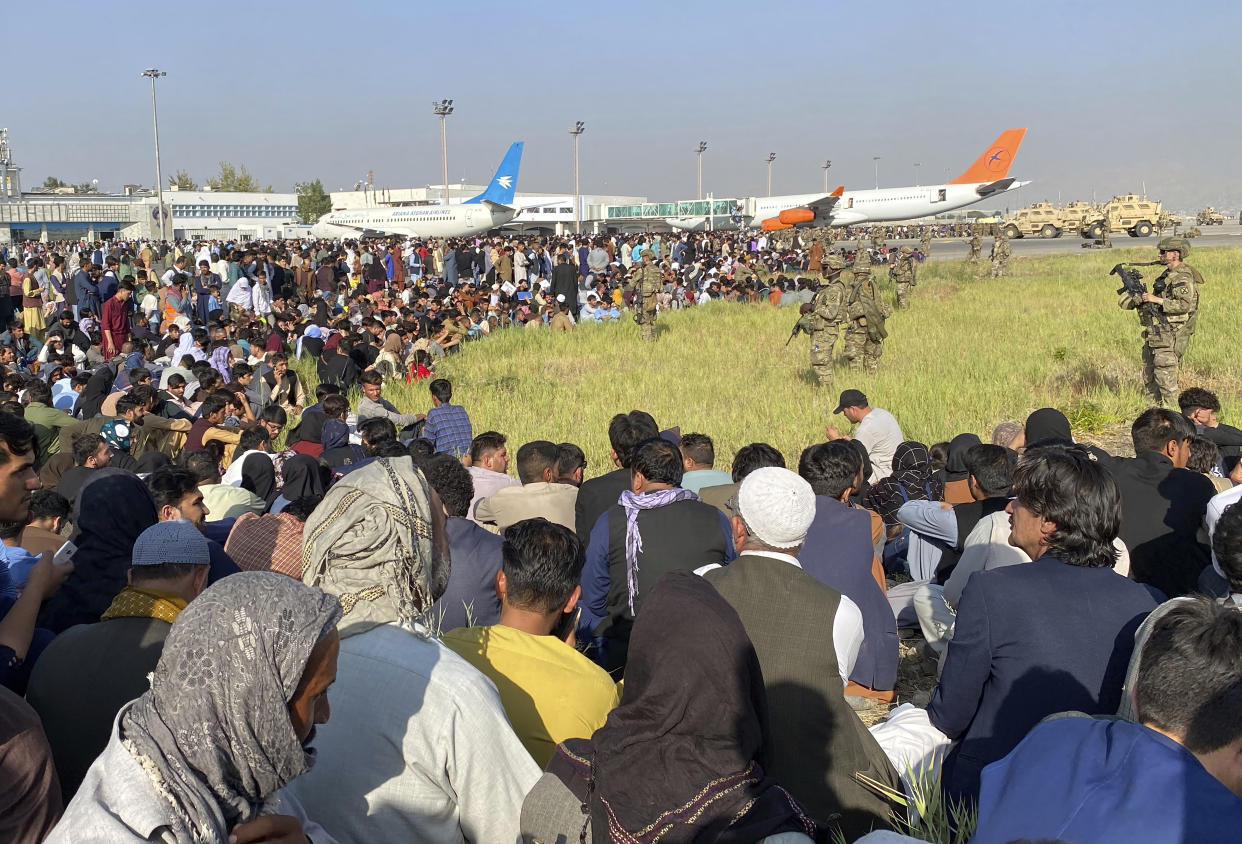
left=286, top=411, right=325, bottom=447
left=240, top=452, right=278, bottom=505
left=279, top=454, right=325, bottom=502
left=548, top=571, right=819, bottom=844
left=37, top=470, right=158, bottom=633
left=1025, top=407, right=1073, bottom=447
left=940, top=433, right=982, bottom=483
left=862, top=441, right=944, bottom=526
left=72, top=364, right=116, bottom=420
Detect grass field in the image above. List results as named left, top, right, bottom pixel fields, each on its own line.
left=298, top=244, right=1241, bottom=477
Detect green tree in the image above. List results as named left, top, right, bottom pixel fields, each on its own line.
left=41, top=176, right=67, bottom=190
left=71, top=182, right=99, bottom=194
left=206, top=161, right=271, bottom=193
left=170, top=169, right=198, bottom=191
left=295, top=179, right=332, bottom=223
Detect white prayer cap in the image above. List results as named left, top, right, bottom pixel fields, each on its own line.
left=736, top=467, right=815, bottom=549
left=556, top=293, right=566, bottom=302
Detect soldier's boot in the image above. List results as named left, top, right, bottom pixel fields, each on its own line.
left=895, top=284, right=909, bottom=309
left=864, top=355, right=880, bottom=375
left=640, top=323, right=656, bottom=342
left=812, top=363, right=833, bottom=388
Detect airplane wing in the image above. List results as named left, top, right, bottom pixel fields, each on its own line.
left=805, top=193, right=842, bottom=213
left=480, top=200, right=515, bottom=212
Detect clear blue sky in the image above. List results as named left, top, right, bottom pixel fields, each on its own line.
left=10, top=0, right=1240, bottom=211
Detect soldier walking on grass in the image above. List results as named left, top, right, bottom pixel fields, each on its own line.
left=803, top=255, right=848, bottom=388
left=1118, top=236, right=1199, bottom=406
left=989, top=233, right=1011, bottom=278
left=844, top=258, right=890, bottom=373
left=920, top=227, right=932, bottom=256
left=631, top=248, right=662, bottom=341
left=967, top=230, right=982, bottom=264
left=890, top=246, right=916, bottom=309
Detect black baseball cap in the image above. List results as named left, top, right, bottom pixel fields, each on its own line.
left=833, top=389, right=868, bottom=414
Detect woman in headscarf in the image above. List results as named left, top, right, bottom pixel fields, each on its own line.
left=209, top=342, right=232, bottom=384
left=295, top=324, right=324, bottom=360
left=37, top=471, right=158, bottom=634
left=71, top=363, right=115, bottom=420
left=524, top=570, right=821, bottom=844
left=47, top=572, right=342, bottom=843
left=270, top=454, right=326, bottom=515
left=286, top=411, right=326, bottom=458
left=863, top=441, right=944, bottom=529
left=375, top=331, right=406, bottom=380
left=240, top=451, right=279, bottom=507
left=936, top=432, right=982, bottom=504
left=319, top=418, right=363, bottom=469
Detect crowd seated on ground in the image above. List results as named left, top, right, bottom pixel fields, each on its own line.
left=0, top=234, right=1240, bottom=842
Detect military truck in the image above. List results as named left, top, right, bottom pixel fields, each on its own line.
left=1079, top=194, right=1161, bottom=239
left=1197, top=207, right=1224, bottom=226
left=1001, top=202, right=1067, bottom=239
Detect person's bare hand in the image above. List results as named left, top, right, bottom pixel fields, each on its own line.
left=229, top=814, right=310, bottom=844
left=26, top=551, right=72, bottom=601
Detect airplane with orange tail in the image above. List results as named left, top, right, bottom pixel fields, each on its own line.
left=669, top=129, right=1029, bottom=232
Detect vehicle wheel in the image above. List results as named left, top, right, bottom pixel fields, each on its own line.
left=1040, top=224, right=1057, bottom=238
left=1053, top=227, right=1063, bottom=238
left=1085, top=223, right=1103, bottom=239
left=1134, top=221, right=1153, bottom=237
left=1003, top=224, right=1020, bottom=239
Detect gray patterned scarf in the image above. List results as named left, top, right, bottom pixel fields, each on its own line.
left=618, top=487, right=699, bottom=614
left=121, top=572, right=342, bottom=843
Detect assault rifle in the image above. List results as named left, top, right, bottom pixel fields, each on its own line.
left=1111, top=261, right=1167, bottom=326
left=785, top=314, right=814, bottom=346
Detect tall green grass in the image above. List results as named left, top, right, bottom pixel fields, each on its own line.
left=296, top=245, right=1241, bottom=478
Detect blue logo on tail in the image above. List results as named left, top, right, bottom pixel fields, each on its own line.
left=465, top=142, right=523, bottom=205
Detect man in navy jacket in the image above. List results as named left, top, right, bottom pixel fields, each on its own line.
left=926, top=443, right=1158, bottom=800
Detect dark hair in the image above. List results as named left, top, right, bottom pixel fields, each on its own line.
left=24, top=379, right=52, bottom=405
left=199, top=393, right=229, bottom=419
left=1132, top=407, right=1194, bottom=456
left=29, top=489, right=70, bottom=522
left=515, top=440, right=560, bottom=485
left=259, top=404, right=288, bottom=426
left=130, top=562, right=205, bottom=585
left=798, top=441, right=862, bottom=499
left=72, top=432, right=106, bottom=466
left=116, top=394, right=144, bottom=416
left=0, top=410, right=34, bottom=465
left=429, top=378, right=452, bottom=403
left=129, top=367, right=152, bottom=384
left=607, top=410, right=658, bottom=468
left=408, top=437, right=436, bottom=460
left=679, top=433, right=714, bottom=468
left=730, top=442, right=786, bottom=483
left=0, top=519, right=23, bottom=540
left=964, top=444, right=1017, bottom=497
left=375, top=441, right=409, bottom=458
left=1213, top=503, right=1242, bottom=593
left=470, top=431, right=507, bottom=464
left=1012, top=443, right=1120, bottom=568
left=1178, top=387, right=1220, bottom=414
left=232, top=362, right=253, bottom=379
left=555, top=442, right=586, bottom=480
left=630, top=437, right=684, bottom=486
left=147, top=466, right=201, bottom=509
left=183, top=451, right=220, bottom=484
left=500, top=518, right=585, bottom=613
left=358, top=417, right=396, bottom=456
left=322, top=393, right=349, bottom=420
left=928, top=441, right=950, bottom=473
left=282, top=495, right=322, bottom=521
left=237, top=427, right=270, bottom=453
left=1135, top=598, right=1242, bottom=753
left=314, top=383, right=340, bottom=402
left=359, top=370, right=383, bottom=387
left=420, top=453, right=473, bottom=517
left=1187, top=435, right=1221, bottom=475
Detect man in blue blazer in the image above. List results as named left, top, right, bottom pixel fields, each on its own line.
left=926, top=443, right=1159, bottom=800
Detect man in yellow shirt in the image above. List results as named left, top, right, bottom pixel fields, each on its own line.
left=443, top=518, right=619, bottom=766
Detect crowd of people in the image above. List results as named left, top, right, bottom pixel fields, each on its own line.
left=0, top=231, right=1239, bottom=843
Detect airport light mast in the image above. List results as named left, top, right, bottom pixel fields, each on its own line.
left=141, top=68, right=168, bottom=242
left=822, top=160, right=831, bottom=193
left=765, top=152, right=776, bottom=197
left=433, top=99, right=454, bottom=206
left=873, top=155, right=881, bottom=190
left=569, top=121, right=585, bottom=233
left=914, top=162, right=921, bottom=185
left=695, top=141, right=707, bottom=201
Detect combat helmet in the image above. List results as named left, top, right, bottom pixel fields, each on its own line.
left=1157, top=236, right=1190, bottom=258
left=824, top=254, right=846, bottom=271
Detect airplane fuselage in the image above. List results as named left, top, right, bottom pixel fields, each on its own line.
left=310, top=203, right=516, bottom=240
left=750, top=181, right=1024, bottom=228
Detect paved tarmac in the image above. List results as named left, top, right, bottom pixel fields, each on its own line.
left=880, top=226, right=1242, bottom=262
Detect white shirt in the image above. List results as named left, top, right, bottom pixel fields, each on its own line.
left=466, top=465, right=520, bottom=523
left=853, top=407, right=904, bottom=482
left=696, top=550, right=864, bottom=686
left=1207, top=484, right=1242, bottom=573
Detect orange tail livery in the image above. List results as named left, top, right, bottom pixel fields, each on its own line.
left=948, top=128, right=1027, bottom=185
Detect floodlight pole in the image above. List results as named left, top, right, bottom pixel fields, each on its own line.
left=433, top=99, right=454, bottom=206
left=765, top=152, right=776, bottom=197
left=569, top=122, right=585, bottom=232
left=141, top=68, right=168, bottom=241
left=696, top=141, right=707, bottom=201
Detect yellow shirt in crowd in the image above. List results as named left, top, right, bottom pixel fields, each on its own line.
left=442, top=624, right=620, bottom=767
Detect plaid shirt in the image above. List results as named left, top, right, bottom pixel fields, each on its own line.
left=424, top=403, right=473, bottom=457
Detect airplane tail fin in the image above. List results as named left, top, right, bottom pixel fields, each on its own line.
left=465, top=142, right=523, bottom=205
left=947, top=128, right=1026, bottom=185
left=829, top=185, right=844, bottom=197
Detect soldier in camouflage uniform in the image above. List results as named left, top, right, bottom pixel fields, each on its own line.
left=871, top=226, right=885, bottom=252
left=967, top=230, right=982, bottom=264
left=805, top=255, right=848, bottom=387
left=919, top=227, right=932, bottom=256
left=989, top=233, right=1011, bottom=278
left=1118, top=237, right=1198, bottom=406
left=631, top=248, right=662, bottom=341
left=853, top=240, right=872, bottom=281
left=844, top=256, right=891, bottom=373
left=1099, top=213, right=1112, bottom=248
left=890, top=245, right=916, bottom=309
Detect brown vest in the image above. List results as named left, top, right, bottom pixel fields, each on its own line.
left=706, top=554, right=899, bottom=839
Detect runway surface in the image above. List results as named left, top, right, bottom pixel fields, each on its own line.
left=878, top=226, right=1242, bottom=262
